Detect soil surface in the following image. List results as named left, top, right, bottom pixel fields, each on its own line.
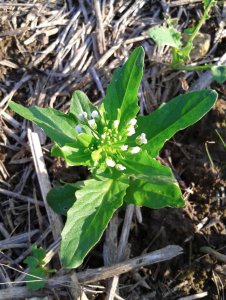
left=0, top=1, right=225, bottom=299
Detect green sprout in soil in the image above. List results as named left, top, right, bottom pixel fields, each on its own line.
left=9, top=46, right=218, bottom=268
left=23, top=246, right=55, bottom=290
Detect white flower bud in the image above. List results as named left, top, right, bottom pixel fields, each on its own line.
left=78, top=112, right=87, bottom=121
left=88, top=119, right=97, bottom=129
left=136, top=133, right=147, bottom=145
left=106, top=158, right=116, bottom=167
left=75, top=125, right=83, bottom=133
left=127, top=126, right=136, bottom=136
left=129, top=146, right=141, bottom=154
left=115, top=164, right=126, bottom=171
left=113, top=120, right=119, bottom=128
left=101, top=133, right=106, bottom=139
left=128, top=118, right=137, bottom=126
left=121, top=145, right=128, bottom=151
left=91, top=110, right=99, bottom=119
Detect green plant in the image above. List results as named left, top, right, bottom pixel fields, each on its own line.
left=23, top=246, right=54, bottom=290
left=148, top=0, right=226, bottom=83
left=9, top=46, right=217, bottom=268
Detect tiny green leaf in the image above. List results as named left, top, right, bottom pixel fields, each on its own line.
left=25, top=267, right=46, bottom=291
left=24, top=246, right=45, bottom=267
left=135, top=90, right=218, bottom=157
left=211, top=66, right=226, bottom=84
left=31, top=246, right=46, bottom=261
left=24, top=256, right=39, bottom=268
left=148, top=26, right=182, bottom=49
left=47, top=182, right=83, bottom=215
left=101, top=47, right=144, bottom=129
left=60, top=177, right=129, bottom=268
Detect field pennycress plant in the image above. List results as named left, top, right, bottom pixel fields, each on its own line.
left=9, top=46, right=218, bottom=268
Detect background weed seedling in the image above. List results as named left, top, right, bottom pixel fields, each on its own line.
left=148, top=0, right=226, bottom=83
left=23, top=246, right=55, bottom=290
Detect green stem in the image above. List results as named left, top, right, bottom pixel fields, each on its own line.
left=85, top=121, right=101, bottom=139
left=172, top=0, right=216, bottom=67
left=185, top=1, right=215, bottom=47
left=174, top=63, right=213, bottom=71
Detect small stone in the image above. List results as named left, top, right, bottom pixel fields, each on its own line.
left=183, top=32, right=211, bottom=60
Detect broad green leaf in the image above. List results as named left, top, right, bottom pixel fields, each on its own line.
left=47, top=182, right=83, bottom=215
left=25, top=267, right=46, bottom=291
left=101, top=47, right=144, bottom=129
left=70, top=91, right=98, bottom=119
left=135, top=90, right=217, bottom=157
left=51, top=142, right=92, bottom=166
left=119, top=150, right=184, bottom=208
left=60, top=177, right=129, bottom=268
left=211, top=66, right=226, bottom=84
left=125, top=178, right=184, bottom=209
left=119, top=150, right=177, bottom=184
left=9, top=101, right=77, bottom=146
left=148, top=26, right=182, bottom=49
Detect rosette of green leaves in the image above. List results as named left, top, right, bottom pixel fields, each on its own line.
left=9, top=46, right=217, bottom=268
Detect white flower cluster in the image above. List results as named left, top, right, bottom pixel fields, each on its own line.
left=127, top=118, right=137, bottom=136
left=74, top=113, right=148, bottom=172
left=75, top=110, right=100, bottom=133
left=136, top=133, right=147, bottom=145
left=105, top=158, right=126, bottom=171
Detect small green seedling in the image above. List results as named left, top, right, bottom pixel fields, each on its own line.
left=10, top=46, right=217, bottom=268
left=23, top=246, right=54, bottom=290
left=148, top=0, right=226, bottom=83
